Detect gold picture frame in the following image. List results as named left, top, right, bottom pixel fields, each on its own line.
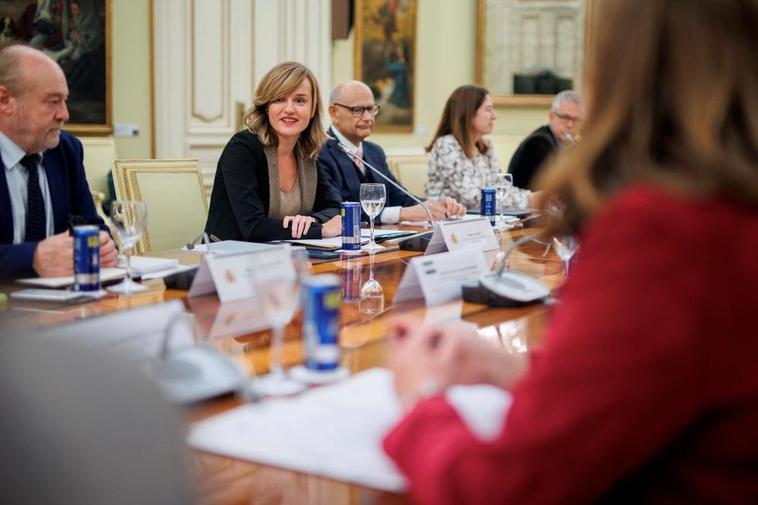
left=476, top=0, right=596, bottom=107
left=0, top=0, right=112, bottom=135
left=354, top=0, right=417, bottom=132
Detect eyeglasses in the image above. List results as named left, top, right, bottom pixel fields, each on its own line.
left=553, top=111, right=582, bottom=123
left=333, top=103, right=381, bottom=118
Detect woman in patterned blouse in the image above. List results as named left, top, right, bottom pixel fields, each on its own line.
left=425, top=85, right=536, bottom=210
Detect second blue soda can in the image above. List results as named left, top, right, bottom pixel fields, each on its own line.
left=480, top=188, right=497, bottom=226
left=302, top=274, right=341, bottom=371
left=341, top=201, right=362, bottom=251
left=73, top=225, right=101, bottom=291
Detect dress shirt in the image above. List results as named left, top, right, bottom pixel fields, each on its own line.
left=0, top=131, right=54, bottom=243
left=330, top=126, right=401, bottom=224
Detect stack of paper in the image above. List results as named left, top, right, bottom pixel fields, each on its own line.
left=189, top=368, right=512, bottom=491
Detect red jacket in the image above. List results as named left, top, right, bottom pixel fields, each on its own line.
left=384, top=185, right=758, bottom=504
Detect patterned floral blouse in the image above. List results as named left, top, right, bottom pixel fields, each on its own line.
left=425, top=134, right=532, bottom=209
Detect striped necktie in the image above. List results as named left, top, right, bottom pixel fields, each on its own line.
left=21, top=154, right=47, bottom=242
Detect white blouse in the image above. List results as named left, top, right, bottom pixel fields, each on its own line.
left=425, top=134, right=531, bottom=209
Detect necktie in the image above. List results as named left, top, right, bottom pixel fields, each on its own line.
left=353, top=149, right=364, bottom=171
left=21, top=154, right=47, bottom=242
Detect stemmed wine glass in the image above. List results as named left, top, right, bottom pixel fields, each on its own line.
left=552, top=235, right=579, bottom=279
left=108, top=200, right=148, bottom=295
left=360, top=183, right=386, bottom=252
left=359, top=252, right=384, bottom=315
left=492, top=173, right=513, bottom=227
left=248, top=248, right=306, bottom=397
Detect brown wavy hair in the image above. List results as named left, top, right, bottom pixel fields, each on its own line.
left=244, top=62, right=327, bottom=159
left=426, top=85, right=490, bottom=159
left=536, top=0, right=758, bottom=233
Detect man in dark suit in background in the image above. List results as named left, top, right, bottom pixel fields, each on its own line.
left=0, top=43, right=116, bottom=279
left=319, top=80, right=465, bottom=223
left=507, top=90, right=583, bottom=189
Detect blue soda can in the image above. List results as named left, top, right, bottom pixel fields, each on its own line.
left=480, top=188, right=497, bottom=226
left=73, top=225, right=100, bottom=291
left=341, top=202, right=362, bottom=251
left=302, top=274, right=341, bottom=371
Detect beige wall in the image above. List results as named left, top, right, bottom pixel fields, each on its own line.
left=331, top=0, right=549, bottom=158
left=111, top=0, right=152, bottom=159
left=108, top=0, right=550, bottom=161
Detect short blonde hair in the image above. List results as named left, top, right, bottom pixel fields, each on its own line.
left=244, top=62, right=327, bottom=159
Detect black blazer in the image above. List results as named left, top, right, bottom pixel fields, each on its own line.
left=318, top=130, right=417, bottom=220
left=507, top=125, right=559, bottom=189
left=0, top=131, right=104, bottom=279
left=205, top=130, right=341, bottom=242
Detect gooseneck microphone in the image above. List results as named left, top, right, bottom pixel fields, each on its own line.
left=330, top=136, right=435, bottom=228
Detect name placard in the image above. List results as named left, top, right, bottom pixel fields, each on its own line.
left=425, top=217, right=499, bottom=256
left=393, top=249, right=488, bottom=306
left=188, top=246, right=292, bottom=303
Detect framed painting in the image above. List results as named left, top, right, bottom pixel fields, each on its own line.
left=354, top=0, right=417, bottom=132
left=0, top=0, right=112, bottom=134
left=476, top=0, right=595, bottom=106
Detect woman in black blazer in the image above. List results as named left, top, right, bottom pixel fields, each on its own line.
left=205, top=62, right=342, bottom=242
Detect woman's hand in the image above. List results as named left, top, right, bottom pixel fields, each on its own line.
left=386, top=317, right=528, bottom=410
left=320, top=215, right=342, bottom=238
left=440, top=196, right=467, bottom=218
left=283, top=215, right=317, bottom=238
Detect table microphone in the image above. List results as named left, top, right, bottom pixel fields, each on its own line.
left=330, top=137, right=436, bottom=251
left=462, top=231, right=551, bottom=306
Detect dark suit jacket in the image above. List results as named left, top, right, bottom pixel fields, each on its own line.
left=507, top=125, right=559, bottom=189
left=205, top=130, right=341, bottom=242
left=0, top=131, right=103, bottom=279
left=318, top=130, right=417, bottom=220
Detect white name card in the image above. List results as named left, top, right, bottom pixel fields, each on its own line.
left=393, top=249, right=488, bottom=306
left=188, top=246, right=292, bottom=303
left=425, top=217, right=499, bottom=256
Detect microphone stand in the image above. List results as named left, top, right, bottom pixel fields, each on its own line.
left=332, top=139, right=435, bottom=228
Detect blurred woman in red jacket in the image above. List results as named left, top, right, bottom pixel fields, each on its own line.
left=383, top=0, right=758, bottom=503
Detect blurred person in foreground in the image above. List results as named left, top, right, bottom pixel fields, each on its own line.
left=507, top=89, right=584, bottom=189
left=383, top=0, right=758, bottom=503
left=205, top=62, right=342, bottom=242
left=0, top=43, right=116, bottom=279
left=425, top=84, right=538, bottom=210
left=0, top=331, right=192, bottom=504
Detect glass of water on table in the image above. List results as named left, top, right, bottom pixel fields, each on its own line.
left=359, top=183, right=386, bottom=252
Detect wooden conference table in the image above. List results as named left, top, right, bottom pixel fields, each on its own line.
left=3, top=224, right=566, bottom=505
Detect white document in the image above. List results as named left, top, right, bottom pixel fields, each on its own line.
left=188, top=368, right=512, bottom=492
left=393, top=249, right=488, bottom=306
left=188, top=246, right=292, bottom=302
left=118, top=255, right=179, bottom=276
left=16, top=267, right=126, bottom=288
left=425, top=217, right=499, bottom=256
left=183, top=240, right=278, bottom=255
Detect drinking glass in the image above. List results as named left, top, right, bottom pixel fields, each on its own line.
left=108, top=200, right=148, bottom=295
left=359, top=183, right=386, bottom=252
left=249, top=249, right=306, bottom=397
left=492, top=173, right=513, bottom=226
left=552, top=235, right=579, bottom=279
left=359, top=252, right=384, bottom=315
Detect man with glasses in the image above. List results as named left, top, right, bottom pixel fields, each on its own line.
left=0, top=44, right=116, bottom=279
left=507, top=90, right=583, bottom=189
left=319, top=81, right=465, bottom=223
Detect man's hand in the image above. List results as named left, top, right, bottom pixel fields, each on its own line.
left=283, top=215, right=317, bottom=238
left=32, top=232, right=74, bottom=277
left=398, top=201, right=446, bottom=222
left=440, top=197, right=467, bottom=218
left=99, top=231, right=118, bottom=267
left=320, top=215, right=342, bottom=238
